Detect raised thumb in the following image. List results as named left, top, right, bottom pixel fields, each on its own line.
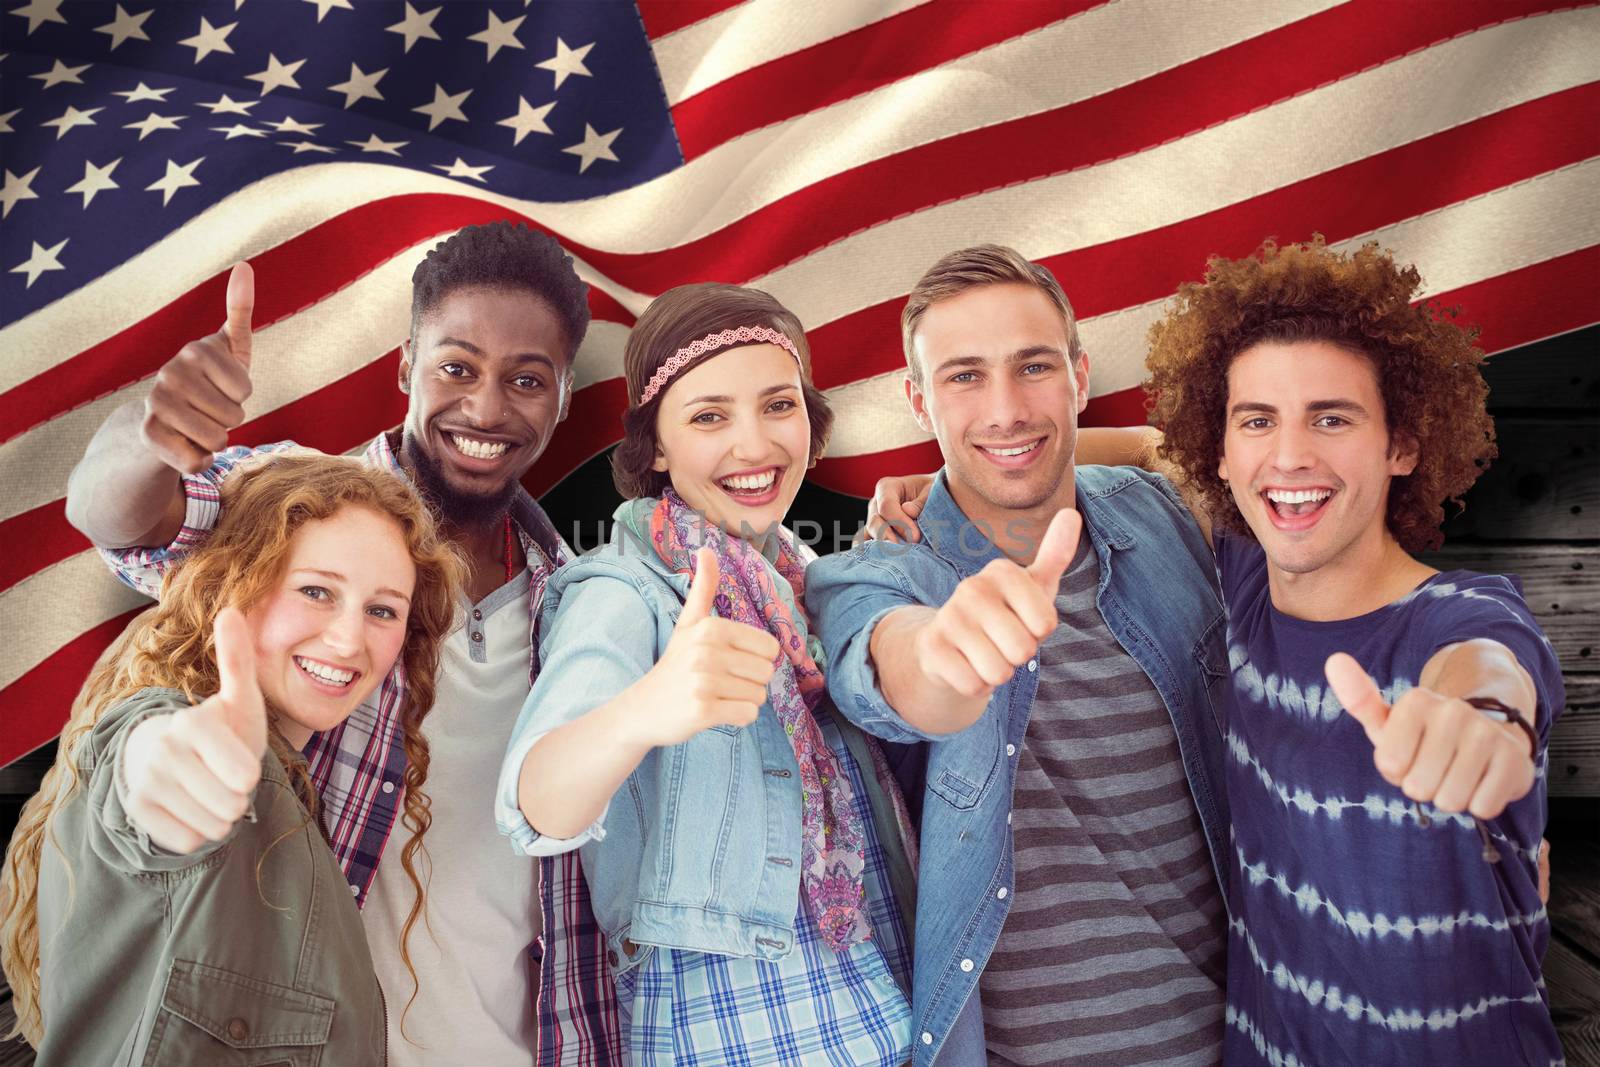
left=678, top=548, right=720, bottom=627
left=223, top=261, right=254, bottom=369
left=213, top=606, right=266, bottom=753
left=1324, top=651, right=1389, bottom=742
left=1026, top=508, right=1082, bottom=593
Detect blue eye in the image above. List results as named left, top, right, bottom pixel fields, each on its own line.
left=299, top=585, right=330, bottom=602
left=367, top=605, right=400, bottom=621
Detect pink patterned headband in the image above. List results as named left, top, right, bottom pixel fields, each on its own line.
left=637, top=325, right=802, bottom=406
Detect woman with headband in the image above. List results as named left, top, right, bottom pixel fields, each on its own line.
left=494, top=283, right=916, bottom=1065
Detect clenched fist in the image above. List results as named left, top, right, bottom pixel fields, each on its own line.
left=141, top=261, right=255, bottom=474
left=916, top=508, right=1081, bottom=700
left=122, top=607, right=269, bottom=853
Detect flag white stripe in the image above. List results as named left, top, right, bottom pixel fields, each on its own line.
left=0, top=0, right=1344, bottom=379
left=3, top=162, right=1593, bottom=689
left=651, top=0, right=934, bottom=106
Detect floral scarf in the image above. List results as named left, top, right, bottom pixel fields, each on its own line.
left=627, top=490, right=874, bottom=951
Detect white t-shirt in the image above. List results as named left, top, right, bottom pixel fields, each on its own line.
left=363, top=576, right=541, bottom=1066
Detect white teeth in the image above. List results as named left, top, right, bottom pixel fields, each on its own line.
left=295, top=657, right=354, bottom=686
left=981, top=441, right=1039, bottom=457
left=719, top=470, right=777, bottom=492
left=450, top=433, right=509, bottom=460
left=1266, top=488, right=1332, bottom=504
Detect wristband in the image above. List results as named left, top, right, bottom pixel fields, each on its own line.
left=1464, top=696, right=1537, bottom=759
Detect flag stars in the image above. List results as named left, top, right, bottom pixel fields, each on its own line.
left=112, top=81, right=173, bottom=104
left=10, top=238, right=67, bottom=289
left=302, top=0, right=352, bottom=21
left=146, top=157, right=203, bottom=206
left=65, top=158, right=121, bottom=207
left=197, top=94, right=256, bottom=116
left=563, top=124, right=621, bottom=173
left=347, top=133, right=407, bottom=156
left=8, top=0, right=65, bottom=35
left=124, top=112, right=184, bottom=140
left=41, top=104, right=100, bottom=139
left=537, top=38, right=592, bottom=90
left=498, top=97, right=555, bottom=146
left=246, top=54, right=305, bottom=96
left=283, top=140, right=336, bottom=154
left=412, top=84, right=470, bottom=131
left=212, top=123, right=266, bottom=140
left=30, top=59, right=90, bottom=89
left=328, top=63, right=386, bottom=108
left=0, top=109, right=19, bottom=134
left=178, top=16, right=237, bottom=63
left=94, top=5, right=152, bottom=50
left=264, top=115, right=321, bottom=136
left=386, top=2, right=441, bottom=53
left=0, top=167, right=41, bottom=217
left=432, top=157, right=493, bottom=182
left=468, top=10, right=525, bottom=62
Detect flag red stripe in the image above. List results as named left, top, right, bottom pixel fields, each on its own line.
left=803, top=83, right=1600, bottom=391
left=601, top=0, right=1583, bottom=296
left=0, top=199, right=636, bottom=447
left=0, top=609, right=141, bottom=765
left=669, top=0, right=1087, bottom=160
left=636, top=0, right=747, bottom=41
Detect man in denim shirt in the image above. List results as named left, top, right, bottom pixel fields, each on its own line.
left=808, top=245, right=1231, bottom=1066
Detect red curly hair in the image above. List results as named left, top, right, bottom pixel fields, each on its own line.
left=1145, top=237, right=1496, bottom=554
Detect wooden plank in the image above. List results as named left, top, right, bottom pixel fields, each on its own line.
left=1548, top=820, right=1600, bottom=964
left=1482, top=326, right=1600, bottom=411
left=1550, top=677, right=1600, bottom=798
left=1442, top=418, right=1600, bottom=542
left=1421, top=543, right=1599, bottom=668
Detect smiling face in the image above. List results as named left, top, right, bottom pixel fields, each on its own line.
left=398, top=285, right=571, bottom=526
left=1219, top=339, right=1418, bottom=581
left=245, top=506, right=417, bottom=747
left=908, top=283, right=1088, bottom=521
left=651, top=343, right=810, bottom=540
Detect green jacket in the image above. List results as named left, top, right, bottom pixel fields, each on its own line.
left=34, top=687, right=386, bottom=1065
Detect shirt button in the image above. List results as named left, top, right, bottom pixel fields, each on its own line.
left=349, top=884, right=360, bottom=896
left=1007, top=812, right=1013, bottom=825
left=922, top=1032, right=933, bottom=1045
left=997, top=887, right=1008, bottom=899
left=1027, top=659, right=1037, bottom=672
left=1006, top=743, right=1016, bottom=757
left=381, top=781, right=395, bottom=794
left=226, top=1017, right=250, bottom=1042
left=960, top=958, right=974, bottom=972
left=472, top=608, right=482, bottom=621
left=471, top=630, right=484, bottom=643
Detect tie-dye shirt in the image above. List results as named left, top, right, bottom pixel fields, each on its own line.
left=1214, top=534, right=1565, bottom=1067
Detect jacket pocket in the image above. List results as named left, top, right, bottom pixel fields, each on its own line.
left=926, top=704, right=1002, bottom=811
left=145, top=958, right=336, bottom=1067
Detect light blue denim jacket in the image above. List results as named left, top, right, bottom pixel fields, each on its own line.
left=806, top=465, right=1232, bottom=1066
left=495, top=508, right=916, bottom=974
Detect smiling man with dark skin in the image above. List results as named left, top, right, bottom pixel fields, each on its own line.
left=64, top=222, right=622, bottom=1066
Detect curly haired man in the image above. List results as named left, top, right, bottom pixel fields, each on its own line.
left=1144, top=237, right=1563, bottom=1066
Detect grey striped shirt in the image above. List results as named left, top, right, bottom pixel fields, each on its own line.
left=980, top=539, right=1227, bottom=1066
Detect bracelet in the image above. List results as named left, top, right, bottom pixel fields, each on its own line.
left=1464, top=696, right=1538, bottom=758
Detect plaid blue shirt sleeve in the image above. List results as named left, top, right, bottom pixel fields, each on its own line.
left=98, top=442, right=300, bottom=596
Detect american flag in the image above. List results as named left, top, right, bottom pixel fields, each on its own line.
left=2, top=0, right=1597, bottom=767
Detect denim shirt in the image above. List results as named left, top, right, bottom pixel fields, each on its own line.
left=806, top=465, right=1232, bottom=1066
left=495, top=513, right=917, bottom=975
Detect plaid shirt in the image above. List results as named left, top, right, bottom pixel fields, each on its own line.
left=101, top=434, right=621, bottom=1066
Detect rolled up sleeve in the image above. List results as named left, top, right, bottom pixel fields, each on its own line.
left=496, top=573, right=663, bottom=857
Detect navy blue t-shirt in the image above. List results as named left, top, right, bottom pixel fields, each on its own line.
left=1215, top=534, right=1564, bottom=1066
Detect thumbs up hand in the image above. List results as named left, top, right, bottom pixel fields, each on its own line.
left=915, top=508, right=1081, bottom=704
left=141, top=261, right=256, bottom=474
left=631, top=549, right=781, bottom=748
left=1324, top=652, right=1535, bottom=820
left=121, top=608, right=269, bottom=854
